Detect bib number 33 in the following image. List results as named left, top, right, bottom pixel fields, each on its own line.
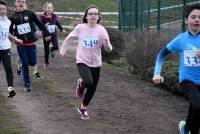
left=184, top=50, right=200, bottom=66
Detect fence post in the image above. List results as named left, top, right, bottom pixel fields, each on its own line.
left=119, top=0, right=127, bottom=32
left=147, top=0, right=151, bottom=30
left=140, top=0, right=144, bottom=29
left=157, top=0, right=161, bottom=31
left=135, top=0, right=138, bottom=29
left=182, top=0, right=186, bottom=32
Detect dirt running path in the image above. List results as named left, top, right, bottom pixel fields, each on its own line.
left=0, top=42, right=188, bottom=134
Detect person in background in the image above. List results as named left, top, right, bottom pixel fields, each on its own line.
left=40, top=1, right=65, bottom=69
left=9, top=0, right=50, bottom=92
left=16, top=23, right=43, bottom=79
left=14, top=4, right=43, bottom=79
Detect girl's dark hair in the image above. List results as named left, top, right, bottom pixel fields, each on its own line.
left=0, top=0, right=7, bottom=6
left=82, top=4, right=101, bottom=24
left=185, top=4, right=200, bottom=18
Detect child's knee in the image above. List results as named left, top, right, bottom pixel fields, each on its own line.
left=84, top=80, right=93, bottom=89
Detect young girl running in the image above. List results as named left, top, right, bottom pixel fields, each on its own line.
left=60, top=5, right=112, bottom=120
left=40, top=2, right=65, bottom=69
left=153, top=4, right=200, bottom=134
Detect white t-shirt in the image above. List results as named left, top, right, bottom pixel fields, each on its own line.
left=0, top=16, right=11, bottom=50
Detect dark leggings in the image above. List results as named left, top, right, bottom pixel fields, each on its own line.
left=43, top=35, right=59, bottom=64
left=77, top=63, right=100, bottom=107
left=180, top=80, right=200, bottom=134
left=0, top=49, right=13, bottom=87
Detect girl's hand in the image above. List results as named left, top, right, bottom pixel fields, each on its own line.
left=102, top=38, right=108, bottom=45
left=14, top=37, right=23, bottom=44
left=44, top=36, right=51, bottom=41
left=100, top=34, right=112, bottom=52
left=152, top=76, right=164, bottom=84
left=45, top=23, right=49, bottom=27
left=100, top=35, right=108, bottom=45
left=62, top=30, right=66, bottom=33
left=36, top=31, right=42, bottom=37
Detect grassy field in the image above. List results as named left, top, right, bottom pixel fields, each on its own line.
left=8, top=0, right=118, bottom=28
left=7, top=0, right=199, bottom=11
left=8, top=0, right=118, bottom=11
left=7, top=0, right=200, bottom=29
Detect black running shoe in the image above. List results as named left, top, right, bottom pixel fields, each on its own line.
left=8, top=87, right=16, bottom=98
left=24, top=86, right=32, bottom=92
left=50, top=47, right=55, bottom=58
left=33, top=72, right=43, bottom=79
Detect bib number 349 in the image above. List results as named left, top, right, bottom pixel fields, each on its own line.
left=82, top=36, right=99, bottom=48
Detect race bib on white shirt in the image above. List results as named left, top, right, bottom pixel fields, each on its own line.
left=47, top=25, right=56, bottom=33
left=184, top=50, right=200, bottom=66
left=81, top=36, right=99, bottom=48
left=0, top=28, right=9, bottom=39
left=17, top=23, right=31, bottom=35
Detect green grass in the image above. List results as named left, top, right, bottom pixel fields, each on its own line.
left=104, top=57, right=131, bottom=76
left=8, top=0, right=118, bottom=12
left=8, top=0, right=200, bottom=29
left=8, top=0, right=118, bottom=28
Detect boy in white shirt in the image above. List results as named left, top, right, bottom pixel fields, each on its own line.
left=0, top=0, right=22, bottom=97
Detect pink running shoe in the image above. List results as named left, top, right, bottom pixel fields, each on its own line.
left=44, top=63, right=50, bottom=69
left=76, top=79, right=84, bottom=98
left=78, top=107, right=90, bottom=120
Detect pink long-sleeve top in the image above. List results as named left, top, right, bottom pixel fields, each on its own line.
left=60, top=24, right=112, bottom=67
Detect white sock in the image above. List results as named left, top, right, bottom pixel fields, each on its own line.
left=33, top=64, right=38, bottom=74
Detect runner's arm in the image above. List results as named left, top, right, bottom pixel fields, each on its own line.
left=100, top=28, right=112, bottom=52
left=153, top=47, right=171, bottom=77
left=32, top=12, right=50, bottom=37
left=56, top=19, right=64, bottom=32
left=60, top=36, right=77, bottom=56
left=152, top=47, right=172, bottom=84
left=60, top=25, right=79, bottom=56
left=9, top=33, right=23, bottom=43
left=9, top=16, right=14, bottom=35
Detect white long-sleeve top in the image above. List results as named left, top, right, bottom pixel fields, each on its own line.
left=0, top=16, right=11, bottom=50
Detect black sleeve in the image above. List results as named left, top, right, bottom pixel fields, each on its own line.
left=55, top=15, right=64, bottom=32
left=158, top=47, right=171, bottom=58
left=40, top=15, right=46, bottom=25
left=31, top=12, right=50, bottom=37
left=56, top=20, right=64, bottom=32
left=9, top=17, right=14, bottom=34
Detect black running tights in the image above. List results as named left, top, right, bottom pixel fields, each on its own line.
left=77, top=63, right=100, bottom=106
left=180, top=80, right=200, bottom=134
left=0, top=49, right=13, bottom=87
